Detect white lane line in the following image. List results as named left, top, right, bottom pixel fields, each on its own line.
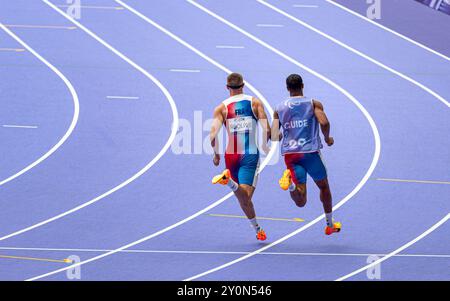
left=325, top=0, right=450, bottom=62
left=0, top=23, right=80, bottom=187
left=336, top=213, right=450, bottom=281
left=216, top=45, right=245, bottom=49
left=25, top=0, right=277, bottom=281
left=0, top=48, right=25, bottom=52
left=377, top=178, right=450, bottom=185
left=256, top=24, right=284, bottom=27
left=293, top=4, right=319, bottom=8
left=169, top=68, right=201, bottom=73
left=56, top=5, right=124, bottom=10
left=2, top=247, right=450, bottom=258
left=2, top=125, right=38, bottom=129
left=184, top=0, right=380, bottom=281
left=0, top=0, right=179, bottom=243
left=4, top=24, right=77, bottom=30
left=106, top=96, right=139, bottom=100
left=257, top=0, right=450, bottom=108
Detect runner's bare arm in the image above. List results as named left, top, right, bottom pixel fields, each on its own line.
left=211, top=104, right=225, bottom=165
left=252, top=97, right=271, bottom=153
left=313, top=100, right=334, bottom=146
left=271, top=111, right=282, bottom=142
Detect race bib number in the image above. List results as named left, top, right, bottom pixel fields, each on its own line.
left=228, top=116, right=254, bottom=133
left=287, top=138, right=307, bottom=149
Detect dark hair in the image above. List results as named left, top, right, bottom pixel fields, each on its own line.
left=227, top=73, right=244, bottom=89
left=286, top=74, right=303, bottom=91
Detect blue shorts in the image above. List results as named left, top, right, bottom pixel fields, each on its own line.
left=225, top=153, right=260, bottom=187
left=284, top=151, right=327, bottom=184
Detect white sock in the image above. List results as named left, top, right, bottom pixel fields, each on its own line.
left=227, top=178, right=238, bottom=192
left=288, top=182, right=297, bottom=192
left=325, top=212, right=333, bottom=227
left=249, top=218, right=260, bottom=232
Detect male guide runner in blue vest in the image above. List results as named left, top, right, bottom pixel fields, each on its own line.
left=210, top=73, right=271, bottom=241
left=273, top=74, right=341, bottom=235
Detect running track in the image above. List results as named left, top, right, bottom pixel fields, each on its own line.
left=0, top=0, right=448, bottom=281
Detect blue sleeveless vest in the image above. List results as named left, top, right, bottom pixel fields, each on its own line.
left=276, top=97, right=323, bottom=155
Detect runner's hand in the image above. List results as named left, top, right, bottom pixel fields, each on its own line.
left=325, top=136, right=334, bottom=146
left=213, top=154, right=220, bottom=166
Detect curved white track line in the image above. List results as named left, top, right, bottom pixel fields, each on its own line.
left=183, top=0, right=381, bottom=281
left=325, top=0, right=450, bottom=62
left=0, top=23, right=80, bottom=187
left=25, top=0, right=278, bottom=281
left=0, top=1, right=179, bottom=242
left=337, top=213, right=450, bottom=281
left=26, top=0, right=380, bottom=281
left=258, top=0, right=449, bottom=108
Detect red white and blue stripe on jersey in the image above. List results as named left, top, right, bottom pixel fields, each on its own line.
left=221, top=94, right=260, bottom=186
left=223, top=94, right=259, bottom=155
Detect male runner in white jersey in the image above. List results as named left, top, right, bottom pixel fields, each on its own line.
left=210, top=73, right=271, bottom=241
left=273, top=74, right=341, bottom=235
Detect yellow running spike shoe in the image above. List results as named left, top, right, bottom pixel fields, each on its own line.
left=325, top=221, right=341, bottom=236
left=212, top=169, right=231, bottom=185
left=256, top=228, right=267, bottom=241
left=279, top=169, right=292, bottom=191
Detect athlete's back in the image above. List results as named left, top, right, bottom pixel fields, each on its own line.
left=276, top=96, right=323, bottom=155
left=222, top=94, right=259, bottom=155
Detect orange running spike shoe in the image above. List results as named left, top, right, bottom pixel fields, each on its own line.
left=325, top=221, right=342, bottom=236
left=212, top=169, right=231, bottom=185
left=279, top=169, right=292, bottom=191
left=256, top=228, right=267, bottom=241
